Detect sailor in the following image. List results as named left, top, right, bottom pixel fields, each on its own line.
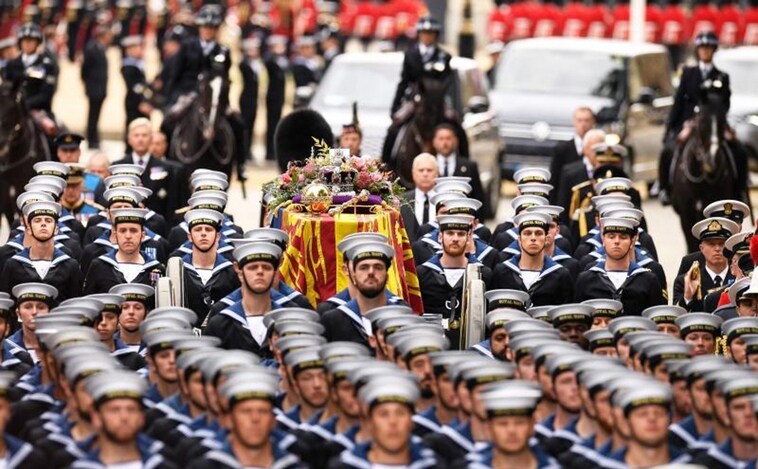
left=110, top=283, right=155, bottom=353
left=83, top=208, right=165, bottom=294
left=320, top=240, right=401, bottom=348
left=0, top=371, right=46, bottom=466
left=278, top=346, right=329, bottom=430
left=176, top=209, right=239, bottom=327
left=60, top=163, right=104, bottom=228
left=5, top=283, right=57, bottom=363
left=491, top=211, right=574, bottom=306
left=574, top=217, right=666, bottom=315
left=413, top=351, right=473, bottom=436
left=0, top=201, right=81, bottom=301
left=548, top=305, right=593, bottom=349
left=675, top=313, right=723, bottom=356
left=642, top=305, right=686, bottom=337
left=204, top=241, right=286, bottom=357
left=720, top=317, right=758, bottom=364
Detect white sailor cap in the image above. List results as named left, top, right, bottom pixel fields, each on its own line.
left=28, top=175, right=66, bottom=193
left=34, top=161, right=70, bottom=179
left=643, top=342, right=692, bottom=371
left=63, top=354, right=121, bottom=384
left=242, top=228, right=290, bottom=250
left=357, top=375, right=420, bottom=409
left=319, top=342, right=372, bottom=362
left=485, top=289, right=530, bottom=312
left=458, top=361, right=517, bottom=389
left=191, top=175, right=229, bottom=192
left=584, top=329, right=615, bottom=352
left=443, top=198, right=482, bottom=216
left=675, top=313, right=723, bottom=338
left=104, top=187, right=144, bottom=206
left=600, top=217, right=637, bottom=236
left=147, top=307, right=198, bottom=326
left=185, top=209, right=223, bottom=230
left=548, top=304, right=594, bottom=327
left=375, top=316, right=425, bottom=338
left=393, top=333, right=450, bottom=361
left=233, top=241, right=282, bottom=267
left=109, top=284, right=154, bottom=303
left=218, top=370, right=279, bottom=406
left=513, top=167, right=550, bottom=185
left=607, top=316, right=657, bottom=340
left=22, top=200, right=61, bottom=220
left=485, top=309, right=530, bottom=331
left=437, top=214, right=474, bottom=231
left=602, top=207, right=644, bottom=222
left=85, top=370, right=148, bottom=408
left=545, top=352, right=588, bottom=378
left=719, top=375, right=758, bottom=403
left=642, top=305, right=687, bottom=325
left=109, top=164, right=144, bottom=177
left=15, top=191, right=54, bottom=211
left=325, top=357, right=373, bottom=381
left=86, top=294, right=125, bottom=314
left=527, top=306, right=553, bottom=322
left=595, top=177, right=632, bottom=195
left=197, top=350, right=261, bottom=382
left=191, top=169, right=227, bottom=181
left=345, top=241, right=395, bottom=265
left=176, top=347, right=220, bottom=372
left=428, top=351, right=482, bottom=376
left=364, top=305, right=414, bottom=326
left=275, top=335, right=327, bottom=357
left=43, top=327, right=100, bottom=351
left=104, top=174, right=142, bottom=189
left=189, top=190, right=228, bottom=210
left=615, top=381, right=672, bottom=416
left=503, top=318, right=553, bottom=337
left=582, top=299, right=623, bottom=318
left=480, top=381, right=542, bottom=417
left=111, top=208, right=148, bottom=225
left=274, top=320, right=325, bottom=337
left=591, top=194, right=632, bottom=211
left=142, top=330, right=194, bottom=352
left=510, top=195, right=548, bottom=214
left=721, top=317, right=758, bottom=345
left=517, top=183, right=553, bottom=198
left=284, top=346, right=325, bottom=376
left=526, top=205, right=563, bottom=222
left=172, top=336, right=223, bottom=356
left=703, top=199, right=750, bottom=223
left=691, top=217, right=740, bottom=241
left=12, top=282, right=58, bottom=303
left=433, top=178, right=472, bottom=195
left=513, top=211, right=551, bottom=231
left=263, top=308, right=320, bottom=329
left=337, top=233, right=388, bottom=255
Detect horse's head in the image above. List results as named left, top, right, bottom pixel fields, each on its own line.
left=695, top=73, right=729, bottom=166
left=0, top=80, right=25, bottom=160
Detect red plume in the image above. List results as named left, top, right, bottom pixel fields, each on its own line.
left=751, top=222, right=758, bottom=266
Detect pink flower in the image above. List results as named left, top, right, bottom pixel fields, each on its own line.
left=298, top=174, right=306, bottom=183
left=351, top=156, right=366, bottom=171
left=355, top=171, right=372, bottom=189
left=370, top=172, right=383, bottom=183
left=281, top=173, right=292, bottom=184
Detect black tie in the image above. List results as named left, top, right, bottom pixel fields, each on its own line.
left=440, top=163, right=447, bottom=177
left=422, top=195, right=429, bottom=225
left=714, top=275, right=722, bottom=287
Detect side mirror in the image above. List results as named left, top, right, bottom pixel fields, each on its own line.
left=467, top=95, right=489, bottom=114
left=294, top=86, right=315, bottom=109
left=637, top=87, right=655, bottom=106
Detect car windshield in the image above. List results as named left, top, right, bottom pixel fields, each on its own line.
left=714, top=58, right=758, bottom=96
left=495, top=48, right=626, bottom=100
left=311, top=61, right=401, bottom=111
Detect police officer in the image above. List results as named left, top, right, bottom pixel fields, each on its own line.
left=659, top=30, right=732, bottom=203
left=239, top=36, right=261, bottom=162
left=0, top=201, right=81, bottom=301
left=83, top=208, right=165, bottom=294
left=3, top=23, right=58, bottom=129
left=390, top=16, right=451, bottom=116
left=81, top=24, right=112, bottom=149
left=291, top=35, right=322, bottom=88
left=263, top=35, right=289, bottom=161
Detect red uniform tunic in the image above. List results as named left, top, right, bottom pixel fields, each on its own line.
left=660, top=4, right=690, bottom=45
left=690, top=4, right=719, bottom=38
left=716, top=4, right=744, bottom=46
left=562, top=1, right=590, bottom=37
left=487, top=5, right=514, bottom=42
left=744, top=6, right=758, bottom=44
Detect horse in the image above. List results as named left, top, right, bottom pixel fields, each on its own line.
left=382, top=74, right=464, bottom=187
left=168, top=72, right=237, bottom=179
left=671, top=76, right=741, bottom=253
left=0, top=80, right=50, bottom=228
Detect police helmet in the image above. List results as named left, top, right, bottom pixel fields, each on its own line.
left=195, top=5, right=223, bottom=27
left=416, top=16, right=442, bottom=34
left=694, top=31, right=718, bottom=49
left=17, top=23, right=43, bottom=45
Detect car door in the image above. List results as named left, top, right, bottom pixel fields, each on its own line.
left=625, top=52, right=674, bottom=181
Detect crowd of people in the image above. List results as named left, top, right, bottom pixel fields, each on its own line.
left=0, top=2, right=757, bottom=469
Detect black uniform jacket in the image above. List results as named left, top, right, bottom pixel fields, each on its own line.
left=391, top=43, right=452, bottom=114
left=83, top=250, right=164, bottom=294
left=0, top=248, right=81, bottom=302
left=574, top=261, right=667, bottom=316
left=3, top=51, right=58, bottom=111
left=673, top=263, right=734, bottom=312
left=177, top=252, right=240, bottom=328
left=491, top=255, right=574, bottom=306
left=667, top=64, right=730, bottom=135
